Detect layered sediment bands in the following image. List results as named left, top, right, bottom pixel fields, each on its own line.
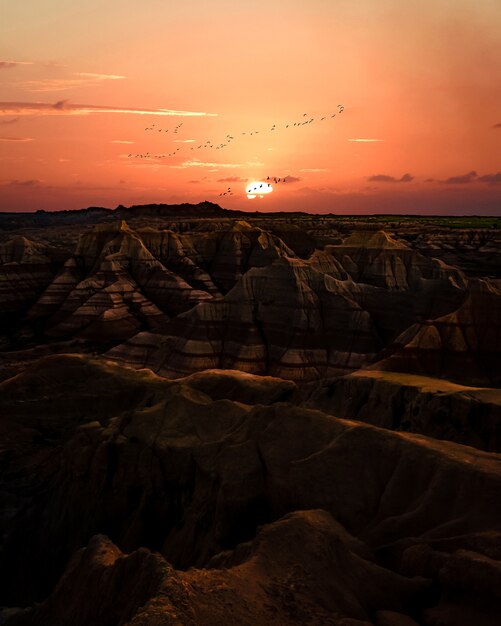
left=106, top=229, right=480, bottom=381
left=375, top=279, right=501, bottom=386
left=44, top=262, right=167, bottom=340
left=184, top=220, right=296, bottom=293
left=5, top=512, right=427, bottom=626
left=306, top=370, right=501, bottom=452
left=137, top=227, right=221, bottom=296
left=329, top=230, right=467, bottom=293
left=307, top=248, right=351, bottom=280
left=1, top=355, right=500, bottom=625
left=109, top=257, right=384, bottom=380
left=26, top=258, right=82, bottom=319
left=314, top=230, right=469, bottom=344
left=26, top=221, right=228, bottom=341
left=0, top=236, right=55, bottom=316
left=75, top=220, right=214, bottom=315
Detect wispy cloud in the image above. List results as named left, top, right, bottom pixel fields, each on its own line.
left=0, top=117, right=19, bottom=125
left=217, top=176, right=248, bottom=182
left=173, top=139, right=195, bottom=143
left=0, top=61, right=34, bottom=69
left=22, top=72, right=126, bottom=92
left=0, top=101, right=217, bottom=117
left=348, top=138, right=383, bottom=142
left=441, top=171, right=478, bottom=184
left=285, top=176, right=301, bottom=183
left=111, top=140, right=135, bottom=144
left=173, top=158, right=242, bottom=169
left=492, top=123, right=501, bottom=129
left=368, top=173, right=414, bottom=183
left=0, top=136, right=33, bottom=142
left=299, top=168, right=327, bottom=173
left=76, top=72, right=124, bottom=80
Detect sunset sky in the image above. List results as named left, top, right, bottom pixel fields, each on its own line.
left=1, top=0, right=500, bottom=214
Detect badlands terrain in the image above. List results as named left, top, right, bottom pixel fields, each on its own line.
left=0, top=203, right=500, bottom=625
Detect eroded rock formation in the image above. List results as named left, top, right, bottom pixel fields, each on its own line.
left=1, top=210, right=500, bottom=625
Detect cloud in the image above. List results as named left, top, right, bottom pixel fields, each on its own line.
left=173, top=139, right=195, bottom=143
left=188, top=180, right=200, bottom=184
left=0, top=101, right=217, bottom=118
left=0, top=61, right=34, bottom=69
left=0, top=136, right=33, bottom=142
left=348, top=138, right=383, bottom=142
left=22, top=72, right=126, bottom=92
left=492, top=123, right=501, bottom=129
left=478, top=172, right=501, bottom=185
left=441, top=171, right=478, bottom=184
left=0, top=178, right=44, bottom=187
left=299, top=168, right=327, bottom=173
left=400, top=173, right=414, bottom=182
left=433, top=171, right=500, bottom=185
left=173, top=159, right=242, bottom=169
left=111, top=140, right=134, bottom=144
left=217, top=176, right=248, bottom=182
left=285, top=176, right=301, bottom=183
left=368, top=173, right=414, bottom=183
left=76, top=72, right=124, bottom=80
left=0, top=117, right=19, bottom=125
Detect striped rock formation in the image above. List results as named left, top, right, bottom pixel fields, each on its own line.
left=27, top=221, right=221, bottom=341
left=26, top=258, right=82, bottom=319
left=322, top=231, right=469, bottom=343
left=373, top=278, right=501, bottom=386
left=137, top=227, right=221, bottom=296
left=108, top=256, right=384, bottom=381
left=107, top=230, right=475, bottom=382
left=328, top=230, right=467, bottom=292
left=176, top=220, right=296, bottom=292
left=0, top=236, right=54, bottom=317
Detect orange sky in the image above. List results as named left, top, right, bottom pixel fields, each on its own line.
left=1, top=0, right=500, bottom=214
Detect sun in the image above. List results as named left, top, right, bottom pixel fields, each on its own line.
left=246, top=181, right=273, bottom=199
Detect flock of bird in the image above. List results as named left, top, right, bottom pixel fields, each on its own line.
left=128, top=105, right=345, bottom=197
left=145, top=121, right=184, bottom=133
left=128, top=105, right=345, bottom=161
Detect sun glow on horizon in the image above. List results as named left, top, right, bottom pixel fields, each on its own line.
left=246, top=181, right=273, bottom=199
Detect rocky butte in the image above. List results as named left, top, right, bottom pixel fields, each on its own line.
left=0, top=204, right=500, bottom=626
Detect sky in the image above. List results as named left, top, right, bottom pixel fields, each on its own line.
left=1, top=0, right=500, bottom=214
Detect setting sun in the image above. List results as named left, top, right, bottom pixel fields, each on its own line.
left=246, top=181, right=273, bottom=199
